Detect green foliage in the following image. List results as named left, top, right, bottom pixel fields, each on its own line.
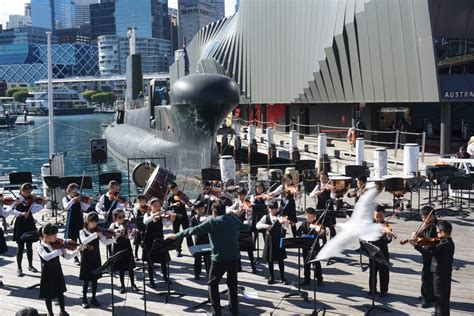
left=6, top=87, right=27, bottom=97
left=91, top=92, right=115, bottom=105
left=81, top=90, right=97, bottom=102
left=12, top=90, right=29, bottom=103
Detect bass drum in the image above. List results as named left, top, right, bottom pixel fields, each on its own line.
left=132, top=161, right=157, bottom=187
left=143, top=166, right=176, bottom=201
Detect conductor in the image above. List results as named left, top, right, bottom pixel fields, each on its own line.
left=165, top=200, right=250, bottom=316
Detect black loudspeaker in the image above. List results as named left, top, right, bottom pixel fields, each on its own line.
left=91, top=138, right=107, bottom=164
left=384, top=177, right=404, bottom=192
left=201, top=168, right=222, bottom=181
left=99, top=172, right=122, bottom=185
left=302, top=169, right=317, bottom=194
left=295, top=159, right=316, bottom=172
left=9, top=172, right=33, bottom=185
left=345, top=165, right=368, bottom=179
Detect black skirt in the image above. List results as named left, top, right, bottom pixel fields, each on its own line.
left=39, top=254, right=67, bottom=299
left=112, top=235, right=136, bottom=272
left=65, top=204, right=83, bottom=241
left=13, top=215, right=37, bottom=242
left=262, top=220, right=287, bottom=262
left=79, top=237, right=102, bottom=280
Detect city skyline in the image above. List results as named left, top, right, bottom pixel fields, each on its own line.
left=0, top=0, right=236, bottom=29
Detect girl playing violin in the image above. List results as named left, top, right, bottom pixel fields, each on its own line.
left=310, top=171, right=337, bottom=239
left=256, top=200, right=289, bottom=285
left=109, top=209, right=138, bottom=294
left=347, top=176, right=367, bottom=202
left=79, top=212, right=119, bottom=309
left=143, top=198, right=174, bottom=288
left=296, top=207, right=325, bottom=286
left=38, top=223, right=79, bottom=316
left=269, top=174, right=299, bottom=237
left=133, top=194, right=149, bottom=261
left=63, top=183, right=90, bottom=265
left=95, top=181, right=127, bottom=227
left=190, top=200, right=211, bottom=280
left=8, top=182, right=45, bottom=277
left=251, top=181, right=268, bottom=247
left=167, top=182, right=193, bottom=257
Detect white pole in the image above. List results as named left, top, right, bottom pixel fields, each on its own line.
left=47, top=31, right=54, bottom=158
left=355, top=137, right=365, bottom=165
left=317, top=133, right=327, bottom=160
left=266, top=127, right=273, bottom=148
left=374, top=147, right=388, bottom=178
left=403, top=143, right=419, bottom=175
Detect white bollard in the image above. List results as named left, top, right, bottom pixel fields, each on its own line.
left=219, top=155, right=236, bottom=183
left=317, top=133, right=327, bottom=161
left=374, top=147, right=388, bottom=178
left=289, top=130, right=298, bottom=150
left=267, top=127, right=273, bottom=148
left=248, top=125, right=256, bottom=143
left=403, top=143, right=419, bottom=175
left=355, top=137, right=365, bottom=165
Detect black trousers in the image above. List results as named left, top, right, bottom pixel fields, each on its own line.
left=421, top=269, right=435, bottom=303
left=239, top=251, right=255, bottom=271
left=208, top=259, right=239, bottom=316
left=303, top=250, right=322, bottom=282
left=147, top=261, right=167, bottom=285
left=433, top=272, right=451, bottom=316
left=173, top=217, right=194, bottom=250
left=16, top=240, right=33, bottom=269
left=194, top=254, right=211, bottom=277
left=369, top=259, right=389, bottom=294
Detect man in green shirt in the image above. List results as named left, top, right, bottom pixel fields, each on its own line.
left=165, top=201, right=250, bottom=316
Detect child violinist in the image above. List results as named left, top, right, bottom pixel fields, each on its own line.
left=109, top=209, right=138, bottom=293
left=63, top=183, right=90, bottom=265
left=38, top=223, right=79, bottom=316
left=95, top=181, right=127, bottom=227
left=190, top=200, right=211, bottom=280
left=167, top=182, right=193, bottom=257
left=143, top=198, right=174, bottom=288
left=296, top=207, right=325, bottom=286
left=133, top=194, right=149, bottom=261
left=79, top=212, right=119, bottom=309
left=347, top=176, right=367, bottom=202
left=269, top=174, right=299, bottom=237
left=8, top=182, right=45, bottom=277
left=367, top=205, right=392, bottom=297
left=251, top=181, right=268, bottom=247
left=310, top=172, right=337, bottom=239
left=256, top=200, right=289, bottom=285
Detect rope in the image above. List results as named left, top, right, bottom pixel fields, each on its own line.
left=0, top=122, right=49, bottom=145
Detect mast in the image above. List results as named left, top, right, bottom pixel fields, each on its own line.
left=47, top=31, right=55, bottom=158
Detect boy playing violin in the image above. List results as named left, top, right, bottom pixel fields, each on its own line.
left=95, top=181, right=127, bottom=227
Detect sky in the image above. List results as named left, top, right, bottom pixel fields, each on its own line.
left=0, top=0, right=236, bottom=29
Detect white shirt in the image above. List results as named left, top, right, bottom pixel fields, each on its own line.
left=143, top=212, right=171, bottom=227
left=256, top=214, right=289, bottom=231
left=95, top=193, right=125, bottom=214
left=63, top=195, right=90, bottom=212
left=79, top=228, right=116, bottom=246
left=309, top=183, right=336, bottom=200
left=227, top=199, right=253, bottom=225
left=37, top=240, right=78, bottom=261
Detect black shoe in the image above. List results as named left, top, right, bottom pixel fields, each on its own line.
left=194, top=275, right=201, bottom=280
left=120, top=286, right=126, bottom=294
left=281, top=277, right=288, bottom=285
left=0, top=281, right=3, bottom=287
left=267, top=277, right=275, bottom=285
left=418, top=296, right=423, bottom=301
left=149, top=282, right=156, bottom=289
left=134, top=256, right=141, bottom=262
left=81, top=299, right=89, bottom=309
left=301, top=279, right=311, bottom=286
left=90, top=297, right=101, bottom=306
left=317, top=279, right=324, bottom=287
left=28, top=266, right=38, bottom=273
left=251, top=265, right=257, bottom=274
left=379, top=292, right=388, bottom=298
left=16, top=269, right=23, bottom=277
left=176, top=250, right=183, bottom=257
left=421, top=301, right=433, bottom=308
left=131, top=284, right=139, bottom=292
left=367, top=291, right=374, bottom=296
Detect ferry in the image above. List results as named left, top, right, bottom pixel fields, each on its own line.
left=26, top=87, right=96, bottom=116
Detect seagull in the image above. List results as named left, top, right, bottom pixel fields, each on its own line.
left=315, top=188, right=382, bottom=261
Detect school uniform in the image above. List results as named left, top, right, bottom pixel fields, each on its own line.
left=296, top=220, right=323, bottom=283
left=143, top=213, right=171, bottom=285
left=95, top=194, right=125, bottom=227
left=167, top=195, right=194, bottom=251
left=37, top=241, right=77, bottom=299
left=414, top=221, right=438, bottom=305
left=79, top=229, right=115, bottom=281
left=110, top=223, right=136, bottom=272
left=368, top=223, right=391, bottom=294
left=190, top=214, right=211, bottom=277
left=133, top=206, right=148, bottom=257
left=416, top=237, right=455, bottom=316
left=250, top=195, right=267, bottom=246
left=310, top=184, right=337, bottom=239
left=63, top=196, right=90, bottom=241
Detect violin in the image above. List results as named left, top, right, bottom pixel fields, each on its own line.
left=382, top=223, right=397, bottom=239
left=24, top=195, right=47, bottom=205
left=173, top=191, right=193, bottom=207
left=50, top=238, right=91, bottom=251
left=401, top=236, right=440, bottom=247
left=400, top=210, right=435, bottom=245
left=253, top=193, right=270, bottom=201
left=90, top=226, right=116, bottom=238
left=1, top=196, right=16, bottom=205
left=111, top=192, right=127, bottom=204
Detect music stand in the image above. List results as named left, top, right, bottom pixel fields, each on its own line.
left=92, top=249, right=128, bottom=316
left=280, top=236, right=315, bottom=301
left=405, top=177, right=424, bottom=221
left=252, top=204, right=267, bottom=264
left=306, top=236, right=326, bottom=316
left=42, top=176, right=64, bottom=224
left=201, top=168, right=222, bottom=181
left=151, top=238, right=185, bottom=303
left=449, top=176, right=473, bottom=217
left=5, top=172, right=34, bottom=192
left=359, top=241, right=392, bottom=315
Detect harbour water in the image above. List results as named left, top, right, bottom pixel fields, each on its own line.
left=0, top=114, right=127, bottom=194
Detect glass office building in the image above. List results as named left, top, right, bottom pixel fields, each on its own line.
left=31, top=0, right=75, bottom=31
left=90, top=0, right=116, bottom=41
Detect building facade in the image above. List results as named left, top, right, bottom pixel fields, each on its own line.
left=169, top=7, right=179, bottom=54
left=210, top=0, right=225, bottom=21
left=178, top=0, right=215, bottom=47
left=98, top=34, right=170, bottom=75
left=7, top=15, right=32, bottom=29
left=75, top=0, right=99, bottom=27
left=90, top=0, right=116, bottom=41
left=31, top=0, right=76, bottom=31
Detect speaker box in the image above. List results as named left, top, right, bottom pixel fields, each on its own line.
left=91, top=138, right=107, bottom=164
left=201, top=168, right=222, bottom=181
left=9, top=172, right=33, bottom=185
left=99, top=172, right=122, bottom=185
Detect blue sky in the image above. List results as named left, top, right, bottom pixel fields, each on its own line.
left=0, top=0, right=236, bottom=29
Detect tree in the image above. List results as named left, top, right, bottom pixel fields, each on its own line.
left=6, top=87, right=27, bottom=97
left=81, top=90, right=97, bottom=102
left=12, top=90, right=29, bottom=103
left=91, top=92, right=115, bottom=105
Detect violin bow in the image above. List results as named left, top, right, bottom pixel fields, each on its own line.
left=79, top=170, right=85, bottom=196
left=415, top=209, right=434, bottom=237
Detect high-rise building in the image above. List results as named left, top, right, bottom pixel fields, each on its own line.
left=0, top=26, right=52, bottom=65
left=178, top=0, right=215, bottom=47
left=98, top=34, right=171, bottom=75
left=31, top=0, right=76, bottom=31
left=169, top=7, right=178, bottom=54
left=57, top=27, right=91, bottom=44
left=75, top=0, right=99, bottom=27
left=90, top=0, right=116, bottom=41
left=25, top=3, right=32, bottom=17
left=115, top=0, right=169, bottom=40
left=7, top=15, right=32, bottom=29
left=210, top=0, right=225, bottom=21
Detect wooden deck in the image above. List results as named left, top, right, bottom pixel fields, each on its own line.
left=0, top=190, right=473, bottom=315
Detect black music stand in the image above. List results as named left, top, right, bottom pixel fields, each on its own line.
left=384, top=178, right=404, bottom=215
left=306, top=236, right=326, bottom=316
left=405, top=177, right=424, bottom=221
left=281, top=236, right=315, bottom=302
left=449, top=176, right=473, bottom=217
left=359, top=241, right=392, bottom=315
left=296, top=160, right=316, bottom=212
left=201, top=168, right=222, bottom=181
left=92, top=249, right=128, bottom=316
left=42, top=176, right=64, bottom=224
left=152, top=238, right=185, bottom=303
left=5, top=172, right=33, bottom=191
left=252, top=204, right=267, bottom=264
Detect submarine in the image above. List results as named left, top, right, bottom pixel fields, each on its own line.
left=103, top=28, right=240, bottom=174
